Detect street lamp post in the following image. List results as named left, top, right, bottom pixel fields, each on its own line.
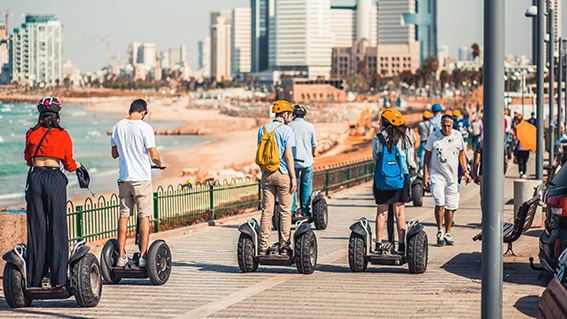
left=483, top=0, right=505, bottom=317
left=548, top=7, right=555, bottom=163
left=525, top=1, right=544, bottom=180
left=558, top=39, right=563, bottom=143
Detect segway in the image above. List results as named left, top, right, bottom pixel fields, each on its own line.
left=273, top=190, right=328, bottom=230
left=2, top=240, right=102, bottom=308
left=409, top=168, right=424, bottom=207
left=100, top=223, right=172, bottom=285
left=237, top=218, right=317, bottom=274
left=348, top=206, right=428, bottom=273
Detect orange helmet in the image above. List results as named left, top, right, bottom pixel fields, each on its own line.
left=423, top=111, right=432, bottom=119
left=504, top=109, right=509, bottom=115
left=272, top=100, right=294, bottom=113
left=381, top=108, right=405, bottom=126
left=453, top=110, right=461, bottom=117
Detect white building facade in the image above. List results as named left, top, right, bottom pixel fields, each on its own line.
left=211, top=15, right=232, bottom=81
left=231, top=7, right=251, bottom=77
left=378, top=0, right=415, bottom=45
left=11, top=15, right=64, bottom=86
left=198, top=37, right=211, bottom=78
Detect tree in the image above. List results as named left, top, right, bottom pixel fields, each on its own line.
left=471, top=43, right=481, bottom=61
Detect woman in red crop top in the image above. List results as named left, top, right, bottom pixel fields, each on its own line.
left=24, top=97, right=81, bottom=288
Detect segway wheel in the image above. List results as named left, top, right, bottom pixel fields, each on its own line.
left=272, top=202, right=281, bottom=231
left=412, top=183, right=424, bottom=207
left=295, top=229, right=317, bottom=274
left=312, top=198, right=328, bottom=230
left=407, top=230, right=428, bottom=274
left=147, top=240, right=172, bottom=285
left=237, top=233, right=258, bottom=272
left=3, top=263, right=32, bottom=308
left=71, top=253, right=102, bottom=307
left=348, top=232, right=368, bottom=272
left=100, top=239, right=121, bottom=284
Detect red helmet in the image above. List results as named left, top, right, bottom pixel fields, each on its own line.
left=37, top=97, right=61, bottom=114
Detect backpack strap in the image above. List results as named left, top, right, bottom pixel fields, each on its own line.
left=26, top=128, right=52, bottom=190
left=271, top=123, right=284, bottom=133
left=377, top=133, right=388, bottom=151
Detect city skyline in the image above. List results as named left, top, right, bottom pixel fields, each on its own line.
left=2, top=0, right=566, bottom=73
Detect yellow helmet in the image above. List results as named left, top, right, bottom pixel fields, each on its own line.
left=453, top=110, right=461, bottom=117
left=381, top=108, right=405, bottom=126
left=423, top=111, right=432, bottom=119
left=272, top=100, right=294, bottom=113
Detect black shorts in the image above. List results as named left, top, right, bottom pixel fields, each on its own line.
left=372, top=174, right=410, bottom=205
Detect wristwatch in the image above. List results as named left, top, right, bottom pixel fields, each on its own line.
left=464, top=170, right=470, bottom=175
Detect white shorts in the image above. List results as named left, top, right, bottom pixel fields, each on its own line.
left=430, top=174, right=460, bottom=210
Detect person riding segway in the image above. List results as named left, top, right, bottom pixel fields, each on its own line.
left=99, top=99, right=172, bottom=285
left=347, top=109, right=428, bottom=273
left=3, top=97, right=101, bottom=308
left=272, top=104, right=328, bottom=230
left=237, top=100, right=317, bottom=274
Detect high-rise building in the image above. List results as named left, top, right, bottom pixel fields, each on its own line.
left=251, top=0, right=272, bottom=72
left=438, top=44, right=449, bottom=66
left=458, top=46, right=471, bottom=61
left=211, top=14, right=232, bottom=81
left=139, top=43, right=156, bottom=70
left=330, top=3, right=377, bottom=48
left=378, top=0, right=415, bottom=46
left=198, top=37, right=211, bottom=77
left=160, top=51, right=170, bottom=69
left=550, top=0, right=562, bottom=55
left=269, top=0, right=333, bottom=79
left=170, top=48, right=181, bottom=65
left=11, top=15, right=64, bottom=85
left=0, top=22, right=7, bottom=40
left=232, top=7, right=252, bottom=77
left=127, top=42, right=141, bottom=65
left=401, top=0, right=437, bottom=65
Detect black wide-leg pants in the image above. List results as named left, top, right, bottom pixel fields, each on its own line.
left=25, top=168, right=69, bottom=287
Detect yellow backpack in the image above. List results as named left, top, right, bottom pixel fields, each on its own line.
left=255, top=124, right=283, bottom=172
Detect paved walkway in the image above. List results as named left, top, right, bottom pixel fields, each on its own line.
left=0, top=162, right=550, bottom=318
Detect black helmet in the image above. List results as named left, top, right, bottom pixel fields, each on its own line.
left=37, top=97, right=62, bottom=114
left=293, top=104, right=307, bottom=117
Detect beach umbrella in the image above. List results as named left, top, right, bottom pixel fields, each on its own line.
left=516, top=121, right=537, bottom=151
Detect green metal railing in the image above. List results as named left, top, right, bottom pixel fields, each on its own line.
left=66, top=159, right=375, bottom=243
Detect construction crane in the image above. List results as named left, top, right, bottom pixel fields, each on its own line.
left=0, top=9, right=16, bottom=39
left=82, top=35, right=116, bottom=73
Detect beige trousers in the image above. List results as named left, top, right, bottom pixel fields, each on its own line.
left=259, top=170, right=292, bottom=251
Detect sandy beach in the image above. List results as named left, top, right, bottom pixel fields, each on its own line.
left=67, top=97, right=357, bottom=205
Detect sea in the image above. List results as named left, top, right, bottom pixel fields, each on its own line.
left=0, top=102, right=212, bottom=209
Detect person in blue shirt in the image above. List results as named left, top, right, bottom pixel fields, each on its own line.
left=428, top=103, right=444, bottom=135
left=288, top=105, right=317, bottom=216
left=528, top=112, right=537, bottom=126
left=256, top=100, right=297, bottom=255
left=452, top=110, right=471, bottom=144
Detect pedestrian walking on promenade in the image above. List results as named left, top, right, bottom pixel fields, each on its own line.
left=515, top=139, right=530, bottom=179
left=24, top=97, right=82, bottom=288
left=424, top=114, right=472, bottom=246
left=256, top=100, right=296, bottom=255
left=453, top=110, right=471, bottom=144
left=372, top=109, right=415, bottom=254
left=288, top=104, right=317, bottom=216
left=417, top=111, right=431, bottom=170
left=471, top=116, right=482, bottom=150
left=428, top=103, right=444, bottom=135
left=528, top=112, right=537, bottom=127
left=111, top=99, right=166, bottom=268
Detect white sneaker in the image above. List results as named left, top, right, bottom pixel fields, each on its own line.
left=138, top=257, right=146, bottom=268
left=444, top=234, right=454, bottom=245
left=116, top=256, right=133, bottom=267
left=520, top=174, right=527, bottom=179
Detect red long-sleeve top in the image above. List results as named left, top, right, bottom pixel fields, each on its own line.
left=24, top=127, right=78, bottom=172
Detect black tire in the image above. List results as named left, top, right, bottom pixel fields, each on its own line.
left=312, top=198, right=328, bottom=230
left=295, top=230, right=317, bottom=274
left=272, top=202, right=280, bottom=231
left=412, top=183, right=424, bottom=207
left=71, top=253, right=102, bottom=307
left=348, top=232, right=368, bottom=272
left=407, top=230, right=428, bottom=274
left=147, top=241, right=172, bottom=285
left=237, top=233, right=259, bottom=273
left=3, top=263, right=31, bottom=308
left=100, top=239, right=121, bottom=284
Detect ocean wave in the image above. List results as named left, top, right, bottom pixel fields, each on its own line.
left=0, top=192, right=24, bottom=200
left=86, top=130, right=101, bottom=138
left=0, top=136, right=3, bottom=142
left=71, top=111, right=87, bottom=117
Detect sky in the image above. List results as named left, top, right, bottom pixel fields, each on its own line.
left=2, top=0, right=565, bottom=73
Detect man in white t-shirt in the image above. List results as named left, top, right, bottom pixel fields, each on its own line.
left=110, top=99, right=166, bottom=268
left=423, top=114, right=471, bottom=246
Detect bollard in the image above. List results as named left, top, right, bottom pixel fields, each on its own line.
left=514, top=180, right=544, bottom=228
